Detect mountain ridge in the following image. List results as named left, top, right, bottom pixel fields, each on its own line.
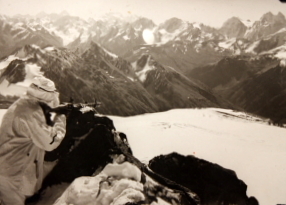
left=0, top=43, right=232, bottom=115
left=1, top=11, right=286, bottom=118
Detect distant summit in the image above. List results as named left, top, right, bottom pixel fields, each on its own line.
left=219, top=17, right=247, bottom=38
left=245, top=12, right=286, bottom=40
left=260, top=11, right=286, bottom=24
left=159, top=17, right=186, bottom=33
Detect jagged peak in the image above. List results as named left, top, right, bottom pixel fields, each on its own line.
left=260, top=11, right=275, bottom=22
left=275, top=12, right=286, bottom=22
left=131, top=17, right=156, bottom=29
left=162, top=17, right=184, bottom=27
left=262, top=11, right=275, bottom=18
left=277, top=12, right=285, bottom=18
left=159, top=17, right=188, bottom=33
left=221, top=16, right=245, bottom=27
left=258, top=11, right=286, bottom=25
left=219, top=16, right=247, bottom=38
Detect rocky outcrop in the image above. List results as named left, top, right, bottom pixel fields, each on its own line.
left=149, top=152, right=259, bottom=205
left=27, top=103, right=200, bottom=205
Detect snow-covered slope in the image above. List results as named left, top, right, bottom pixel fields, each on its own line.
left=0, top=109, right=285, bottom=205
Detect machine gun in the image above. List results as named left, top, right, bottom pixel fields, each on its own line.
left=38, top=98, right=101, bottom=144
left=39, top=98, right=101, bottom=127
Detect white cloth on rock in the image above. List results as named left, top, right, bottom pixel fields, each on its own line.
left=54, top=162, right=144, bottom=205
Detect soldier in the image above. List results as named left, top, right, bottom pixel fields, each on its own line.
left=0, top=74, right=66, bottom=205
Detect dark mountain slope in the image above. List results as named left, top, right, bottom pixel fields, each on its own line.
left=135, top=54, right=233, bottom=110
left=225, top=64, right=286, bottom=118
left=187, top=56, right=279, bottom=90
left=0, top=43, right=233, bottom=114
left=0, top=45, right=159, bottom=115
left=187, top=56, right=283, bottom=118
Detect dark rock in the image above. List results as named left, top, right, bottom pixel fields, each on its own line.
left=149, top=152, right=259, bottom=205
left=41, top=103, right=129, bottom=190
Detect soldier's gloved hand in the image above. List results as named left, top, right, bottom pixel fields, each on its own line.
left=50, top=115, right=66, bottom=144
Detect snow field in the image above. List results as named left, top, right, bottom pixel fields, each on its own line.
left=110, top=108, right=286, bottom=205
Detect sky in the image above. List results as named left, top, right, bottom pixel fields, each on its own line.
left=0, top=0, right=285, bottom=27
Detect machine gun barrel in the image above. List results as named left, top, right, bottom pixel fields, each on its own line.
left=38, top=100, right=101, bottom=126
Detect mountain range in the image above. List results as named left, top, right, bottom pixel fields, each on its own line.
left=0, top=11, right=286, bottom=118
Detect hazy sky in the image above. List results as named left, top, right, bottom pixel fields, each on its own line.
left=0, top=0, right=285, bottom=27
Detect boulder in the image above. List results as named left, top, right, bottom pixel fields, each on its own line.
left=149, top=152, right=259, bottom=205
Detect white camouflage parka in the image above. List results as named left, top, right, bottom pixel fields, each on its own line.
left=0, top=84, right=66, bottom=204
